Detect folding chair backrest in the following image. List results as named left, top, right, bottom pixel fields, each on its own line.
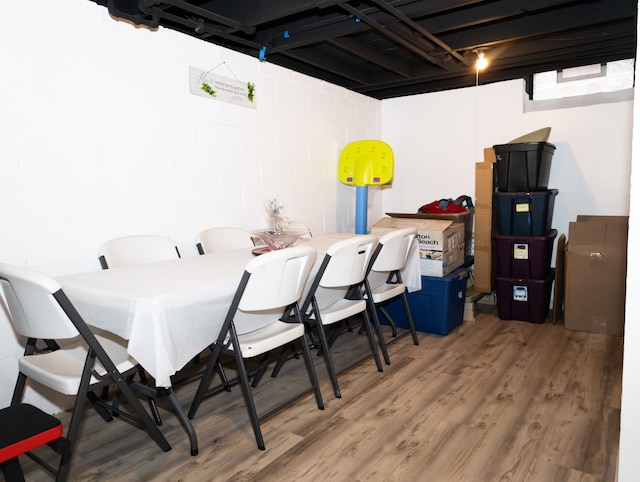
left=0, top=263, right=78, bottom=340
left=98, top=235, right=180, bottom=268
left=320, top=235, right=378, bottom=288
left=237, top=245, right=316, bottom=312
left=371, top=227, right=417, bottom=273
left=195, top=227, right=254, bottom=254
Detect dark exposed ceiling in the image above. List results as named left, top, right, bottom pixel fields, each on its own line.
left=96, top=0, right=637, bottom=99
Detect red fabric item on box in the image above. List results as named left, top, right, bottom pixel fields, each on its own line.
left=418, top=200, right=468, bottom=214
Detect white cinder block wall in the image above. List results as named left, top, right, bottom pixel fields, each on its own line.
left=381, top=79, right=633, bottom=253
left=0, top=0, right=381, bottom=411
left=3, top=2, right=639, bottom=476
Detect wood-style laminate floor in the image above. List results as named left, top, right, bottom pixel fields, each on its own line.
left=20, top=305, right=622, bottom=481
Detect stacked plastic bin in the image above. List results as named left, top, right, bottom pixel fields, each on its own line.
left=492, top=142, right=557, bottom=323
left=383, top=267, right=469, bottom=335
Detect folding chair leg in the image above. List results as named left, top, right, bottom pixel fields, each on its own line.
left=217, top=361, right=232, bottom=393
left=250, top=354, right=271, bottom=388
left=326, top=324, right=342, bottom=349
left=1, top=457, right=24, bottom=482
left=307, top=329, right=319, bottom=350
left=86, top=391, right=115, bottom=422
left=366, top=298, right=391, bottom=365
left=138, top=369, right=162, bottom=425
left=379, top=306, right=398, bottom=337
left=236, top=358, right=265, bottom=450
left=270, top=345, right=291, bottom=379
left=189, top=345, right=221, bottom=419
left=57, top=367, right=96, bottom=482
left=401, top=293, right=419, bottom=345
left=316, top=323, right=342, bottom=398
left=11, top=373, right=27, bottom=406
left=227, top=327, right=266, bottom=451
left=300, top=333, right=324, bottom=410
left=362, top=311, right=383, bottom=373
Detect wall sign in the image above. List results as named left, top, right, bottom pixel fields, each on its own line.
left=189, top=65, right=256, bottom=109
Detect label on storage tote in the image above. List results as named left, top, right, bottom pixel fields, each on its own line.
left=515, top=202, right=530, bottom=213
left=513, top=243, right=529, bottom=260
left=513, top=285, right=528, bottom=301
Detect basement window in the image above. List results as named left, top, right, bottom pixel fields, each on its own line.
left=532, top=59, right=635, bottom=101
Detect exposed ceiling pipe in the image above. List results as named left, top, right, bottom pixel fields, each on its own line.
left=108, top=0, right=159, bottom=28
left=328, top=37, right=415, bottom=78
left=139, top=0, right=256, bottom=35
left=367, top=0, right=470, bottom=65
left=138, top=5, right=263, bottom=51
left=338, top=3, right=450, bottom=69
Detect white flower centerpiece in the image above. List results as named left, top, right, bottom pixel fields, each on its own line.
left=268, top=197, right=284, bottom=235
left=251, top=198, right=306, bottom=250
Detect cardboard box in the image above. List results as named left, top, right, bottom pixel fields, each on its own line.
left=371, top=217, right=465, bottom=277
left=473, top=148, right=497, bottom=293
left=564, top=215, right=628, bottom=336
left=386, top=210, right=474, bottom=257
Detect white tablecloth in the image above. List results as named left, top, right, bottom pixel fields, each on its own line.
left=56, top=233, right=421, bottom=388
left=58, top=250, right=256, bottom=387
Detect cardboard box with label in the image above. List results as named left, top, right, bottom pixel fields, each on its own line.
left=386, top=210, right=474, bottom=257
left=371, top=217, right=465, bottom=277
left=564, top=215, right=628, bottom=336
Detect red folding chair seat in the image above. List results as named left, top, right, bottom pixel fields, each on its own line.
left=0, top=403, right=65, bottom=482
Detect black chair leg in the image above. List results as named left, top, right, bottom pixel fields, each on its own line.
left=360, top=310, right=383, bottom=372
left=228, top=329, right=265, bottom=450
left=366, top=298, right=391, bottom=365
left=315, top=323, right=341, bottom=398
left=189, top=346, right=221, bottom=419
left=379, top=306, right=398, bottom=337
left=217, top=361, right=232, bottom=393
left=2, top=457, right=25, bottom=482
left=299, top=334, right=324, bottom=410
left=401, top=292, right=419, bottom=345
left=87, top=391, right=114, bottom=422
left=270, top=345, right=291, bottom=378
left=250, top=354, right=270, bottom=388
left=326, top=323, right=345, bottom=350
left=138, top=369, right=163, bottom=425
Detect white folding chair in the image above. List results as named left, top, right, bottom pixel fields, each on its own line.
left=294, top=235, right=382, bottom=399
left=0, top=263, right=170, bottom=482
left=188, top=245, right=324, bottom=450
left=98, top=235, right=180, bottom=269
left=195, top=227, right=255, bottom=254
left=97, top=234, right=203, bottom=455
left=364, top=227, right=419, bottom=365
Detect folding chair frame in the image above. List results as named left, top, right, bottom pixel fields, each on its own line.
left=189, top=266, right=324, bottom=450
left=11, top=290, right=171, bottom=481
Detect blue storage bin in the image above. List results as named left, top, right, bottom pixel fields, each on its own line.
left=494, top=189, right=558, bottom=236
left=382, top=268, right=468, bottom=336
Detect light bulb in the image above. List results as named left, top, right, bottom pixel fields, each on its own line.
left=476, top=50, right=488, bottom=70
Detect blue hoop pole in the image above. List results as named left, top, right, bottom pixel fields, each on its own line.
left=355, top=186, right=368, bottom=234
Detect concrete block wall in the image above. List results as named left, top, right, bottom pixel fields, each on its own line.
left=381, top=79, right=633, bottom=264
left=0, top=0, right=381, bottom=410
